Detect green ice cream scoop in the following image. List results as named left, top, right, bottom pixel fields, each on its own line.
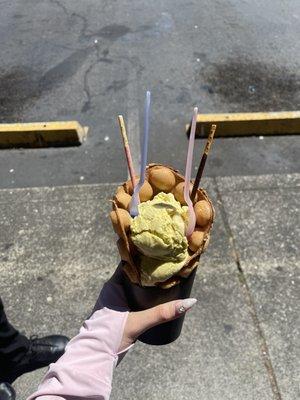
left=130, top=192, right=189, bottom=285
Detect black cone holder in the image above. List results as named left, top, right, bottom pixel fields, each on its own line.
left=122, top=268, right=196, bottom=345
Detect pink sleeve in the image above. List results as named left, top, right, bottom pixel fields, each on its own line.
left=27, top=308, right=129, bottom=400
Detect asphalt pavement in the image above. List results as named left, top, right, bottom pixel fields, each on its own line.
left=0, top=0, right=300, bottom=187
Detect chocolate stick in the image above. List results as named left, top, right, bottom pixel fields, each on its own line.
left=191, top=124, right=217, bottom=202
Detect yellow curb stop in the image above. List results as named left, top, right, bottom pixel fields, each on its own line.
left=186, top=111, right=300, bottom=137
left=0, top=121, right=88, bottom=148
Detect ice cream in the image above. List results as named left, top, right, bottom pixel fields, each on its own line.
left=130, top=192, right=189, bottom=285
left=110, top=163, right=214, bottom=289
left=138, top=256, right=187, bottom=286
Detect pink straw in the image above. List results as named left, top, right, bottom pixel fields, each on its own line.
left=118, top=115, right=137, bottom=189
left=184, top=107, right=198, bottom=237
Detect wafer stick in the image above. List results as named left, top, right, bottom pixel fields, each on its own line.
left=118, top=115, right=137, bottom=189
left=191, top=124, right=217, bottom=202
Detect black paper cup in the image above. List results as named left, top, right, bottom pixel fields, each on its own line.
left=122, top=267, right=196, bottom=345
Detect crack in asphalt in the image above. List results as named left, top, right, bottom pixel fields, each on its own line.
left=47, top=0, right=130, bottom=113
left=81, top=50, right=145, bottom=113
left=49, top=0, right=110, bottom=40
left=7, top=0, right=144, bottom=117
left=71, top=11, right=89, bottom=39
left=49, top=0, right=68, bottom=15
left=82, top=55, right=97, bottom=113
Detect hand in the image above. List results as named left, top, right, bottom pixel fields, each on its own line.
left=28, top=264, right=197, bottom=399
left=120, top=298, right=197, bottom=351
left=94, top=263, right=197, bottom=353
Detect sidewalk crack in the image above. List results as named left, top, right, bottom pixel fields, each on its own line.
left=214, top=177, right=282, bottom=400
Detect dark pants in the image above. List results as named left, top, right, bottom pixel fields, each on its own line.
left=0, top=297, right=29, bottom=377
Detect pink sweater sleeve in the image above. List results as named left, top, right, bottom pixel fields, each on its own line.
left=27, top=307, right=129, bottom=400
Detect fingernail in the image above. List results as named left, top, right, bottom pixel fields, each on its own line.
left=176, top=298, right=197, bottom=314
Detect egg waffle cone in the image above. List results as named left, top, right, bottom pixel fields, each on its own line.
left=110, top=163, right=214, bottom=289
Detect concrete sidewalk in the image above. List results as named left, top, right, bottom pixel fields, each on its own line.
left=0, top=173, right=299, bottom=399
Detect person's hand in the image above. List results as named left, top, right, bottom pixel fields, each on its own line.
left=93, top=263, right=197, bottom=353
left=27, top=265, right=197, bottom=400
left=119, top=297, right=197, bottom=351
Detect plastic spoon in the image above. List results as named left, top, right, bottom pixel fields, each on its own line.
left=130, top=91, right=151, bottom=217
left=184, top=107, right=197, bottom=237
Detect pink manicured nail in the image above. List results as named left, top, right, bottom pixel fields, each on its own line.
left=176, top=298, right=197, bottom=314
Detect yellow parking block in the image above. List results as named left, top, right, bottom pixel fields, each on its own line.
left=186, top=111, right=300, bottom=137
left=0, top=121, right=88, bottom=148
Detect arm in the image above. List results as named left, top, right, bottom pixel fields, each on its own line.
left=27, top=266, right=196, bottom=400
left=27, top=308, right=129, bottom=400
